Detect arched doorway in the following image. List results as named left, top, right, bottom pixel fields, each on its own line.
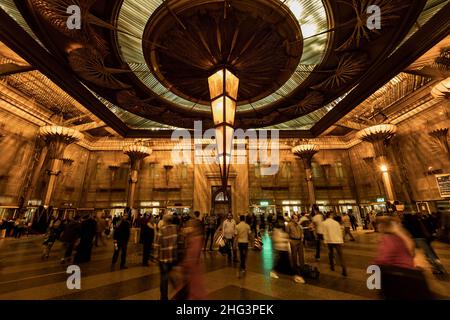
left=211, top=186, right=231, bottom=222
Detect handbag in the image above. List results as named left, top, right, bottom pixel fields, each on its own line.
left=216, top=234, right=225, bottom=247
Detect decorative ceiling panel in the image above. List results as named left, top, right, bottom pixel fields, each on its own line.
left=0, top=0, right=445, bottom=134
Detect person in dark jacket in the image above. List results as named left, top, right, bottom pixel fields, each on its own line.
left=74, top=214, right=97, bottom=264
left=349, top=212, right=358, bottom=231
left=59, top=215, right=81, bottom=264
left=111, top=212, right=131, bottom=270
left=140, top=213, right=155, bottom=266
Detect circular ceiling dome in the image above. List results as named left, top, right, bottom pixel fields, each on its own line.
left=117, top=0, right=329, bottom=112
left=143, top=0, right=302, bottom=106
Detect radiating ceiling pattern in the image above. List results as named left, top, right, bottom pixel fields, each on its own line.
left=0, top=0, right=447, bottom=133
left=117, top=0, right=329, bottom=112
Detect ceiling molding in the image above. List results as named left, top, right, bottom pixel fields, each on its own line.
left=311, top=1, right=450, bottom=136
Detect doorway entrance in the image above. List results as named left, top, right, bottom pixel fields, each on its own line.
left=211, top=186, right=231, bottom=222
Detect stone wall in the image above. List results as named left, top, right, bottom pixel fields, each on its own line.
left=348, top=100, right=450, bottom=210
left=0, top=106, right=39, bottom=206
left=1, top=97, right=449, bottom=213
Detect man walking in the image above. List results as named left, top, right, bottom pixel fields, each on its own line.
left=312, top=211, right=324, bottom=261
left=322, top=212, right=348, bottom=277
left=222, top=213, right=237, bottom=263
left=286, top=214, right=306, bottom=283
left=235, top=215, right=251, bottom=275
left=342, top=212, right=356, bottom=241
left=155, top=214, right=178, bottom=300
left=111, top=212, right=131, bottom=270
left=59, top=215, right=81, bottom=264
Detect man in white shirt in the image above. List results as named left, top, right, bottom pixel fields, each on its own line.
left=222, top=213, right=237, bottom=263
left=322, top=212, right=348, bottom=277
left=312, top=212, right=324, bottom=261
left=342, top=213, right=355, bottom=241
left=235, top=215, right=251, bottom=274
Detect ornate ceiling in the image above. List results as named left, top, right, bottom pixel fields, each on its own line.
left=0, top=0, right=449, bottom=136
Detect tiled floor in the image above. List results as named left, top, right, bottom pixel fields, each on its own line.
left=0, top=231, right=449, bottom=300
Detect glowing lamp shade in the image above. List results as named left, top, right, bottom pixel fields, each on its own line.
left=208, top=69, right=239, bottom=101
left=211, top=96, right=237, bottom=126
left=208, top=68, right=239, bottom=191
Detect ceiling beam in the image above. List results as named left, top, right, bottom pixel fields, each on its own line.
left=0, top=63, right=34, bottom=76
left=63, top=114, right=91, bottom=125
left=72, top=121, right=106, bottom=132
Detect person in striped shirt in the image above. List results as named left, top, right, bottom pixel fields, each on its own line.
left=155, top=214, right=179, bottom=300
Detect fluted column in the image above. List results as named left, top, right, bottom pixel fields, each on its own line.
left=357, top=124, right=397, bottom=202
left=123, top=144, right=152, bottom=209
left=39, top=126, right=83, bottom=207
left=429, top=128, right=450, bottom=160
left=292, top=144, right=319, bottom=210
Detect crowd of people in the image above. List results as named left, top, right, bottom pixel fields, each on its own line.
left=2, top=205, right=448, bottom=300
left=0, top=217, right=29, bottom=238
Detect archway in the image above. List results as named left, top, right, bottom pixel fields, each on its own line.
left=211, top=186, right=231, bottom=222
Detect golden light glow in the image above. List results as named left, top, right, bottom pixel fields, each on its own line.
left=215, top=126, right=234, bottom=160
left=208, top=68, right=239, bottom=187
left=208, top=69, right=239, bottom=100
left=380, top=164, right=388, bottom=173
left=211, top=96, right=236, bottom=126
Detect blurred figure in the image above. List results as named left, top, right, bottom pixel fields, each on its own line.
left=42, top=214, right=63, bottom=259
left=286, top=214, right=305, bottom=284
left=112, top=214, right=120, bottom=228
left=342, top=212, right=355, bottom=242
left=311, top=211, right=324, bottom=261
left=172, top=211, right=206, bottom=300
left=111, top=212, right=131, bottom=270
left=322, top=212, right=347, bottom=277
left=222, top=213, right=237, bottom=263
left=74, top=214, right=97, bottom=264
left=236, top=215, right=251, bottom=275
left=299, top=212, right=310, bottom=227
left=59, top=215, right=81, bottom=264
left=374, top=216, right=435, bottom=299
left=402, top=213, right=446, bottom=275
left=155, top=214, right=178, bottom=300
left=349, top=211, right=357, bottom=231
left=140, top=213, right=155, bottom=266
left=94, top=213, right=107, bottom=247
left=267, top=213, right=274, bottom=232
left=270, top=216, right=296, bottom=281
left=369, top=210, right=377, bottom=231
left=132, top=211, right=142, bottom=244
left=203, top=212, right=218, bottom=251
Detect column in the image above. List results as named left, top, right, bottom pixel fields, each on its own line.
left=39, top=126, right=83, bottom=208
left=123, top=144, right=151, bottom=209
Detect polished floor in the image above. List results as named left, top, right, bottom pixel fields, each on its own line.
left=0, top=231, right=449, bottom=300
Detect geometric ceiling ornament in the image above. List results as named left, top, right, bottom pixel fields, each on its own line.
left=7, top=0, right=436, bottom=132
left=118, top=0, right=329, bottom=112
left=336, top=0, right=410, bottom=51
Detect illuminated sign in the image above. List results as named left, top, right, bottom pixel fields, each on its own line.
left=260, top=201, right=269, bottom=206
left=436, top=174, right=450, bottom=198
